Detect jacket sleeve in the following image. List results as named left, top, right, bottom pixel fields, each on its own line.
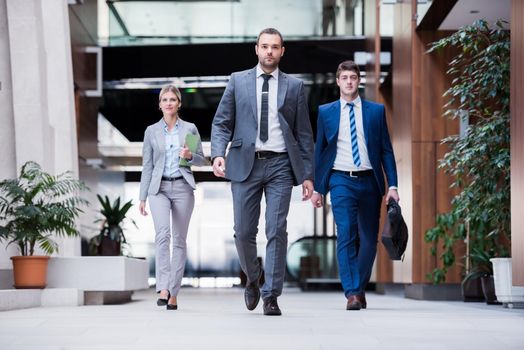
left=139, top=127, right=153, bottom=201
left=211, top=73, right=236, bottom=160
left=313, top=109, right=327, bottom=194
left=380, top=106, right=398, bottom=188
left=295, top=81, right=314, bottom=182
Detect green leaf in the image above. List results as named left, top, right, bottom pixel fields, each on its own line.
left=425, top=19, right=510, bottom=284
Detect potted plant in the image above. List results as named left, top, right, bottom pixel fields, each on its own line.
left=89, top=195, right=136, bottom=256
left=424, top=19, right=510, bottom=299
left=0, top=161, right=88, bottom=288
left=463, top=247, right=500, bottom=304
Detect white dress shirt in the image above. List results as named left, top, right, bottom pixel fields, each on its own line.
left=333, top=96, right=373, bottom=172
left=255, top=64, right=286, bottom=152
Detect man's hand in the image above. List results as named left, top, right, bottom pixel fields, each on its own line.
left=212, top=157, right=226, bottom=178
left=180, top=144, right=192, bottom=160
left=311, top=192, right=323, bottom=208
left=139, top=200, right=148, bottom=216
left=386, top=188, right=400, bottom=203
left=302, top=180, right=314, bottom=201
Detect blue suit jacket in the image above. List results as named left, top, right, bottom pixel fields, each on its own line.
left=313, top=99, right=398, bottom=196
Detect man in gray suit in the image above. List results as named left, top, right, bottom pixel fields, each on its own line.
left=211, top=28, right=314, bottom=316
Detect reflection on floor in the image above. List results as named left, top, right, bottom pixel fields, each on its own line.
left=1, top=287, right=523, bottom=349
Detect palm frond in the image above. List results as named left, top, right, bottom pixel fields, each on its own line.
left=0, top=161, right=89, bottom=256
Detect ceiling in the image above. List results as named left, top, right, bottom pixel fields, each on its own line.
left=101, top=37, right=392, bottom=143
left=439, top=0, right=510, bottom=30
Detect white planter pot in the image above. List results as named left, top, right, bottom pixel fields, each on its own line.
left=490, top=258, right=524, bottom=308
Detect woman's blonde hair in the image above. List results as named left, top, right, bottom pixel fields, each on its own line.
left=158, top=84, right=182, bottom=104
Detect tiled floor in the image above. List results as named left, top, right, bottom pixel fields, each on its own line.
left=1, top=287, right=523, bottom=350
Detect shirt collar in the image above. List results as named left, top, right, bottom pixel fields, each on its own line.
left=340, top=95, right=361, bottom=108
left=162, top=118, right=179, bottom=132
left=256, top=64, right=279, bottom=80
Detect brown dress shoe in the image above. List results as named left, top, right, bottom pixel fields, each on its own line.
left=346, top=295, right=362, bottom=310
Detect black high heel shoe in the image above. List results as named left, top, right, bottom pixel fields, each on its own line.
left=156, top=291, right=170, bottom=306
left=166, top=295, right=178, bottom=310
left=166, top=303, right=178, bottom=310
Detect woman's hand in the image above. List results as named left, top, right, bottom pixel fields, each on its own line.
left=139, top=200, right=148, bottom=216
left=180, top=144, right=192, bottom=160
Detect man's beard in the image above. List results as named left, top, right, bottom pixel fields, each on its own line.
left=261, top=57, right=279, bottom=70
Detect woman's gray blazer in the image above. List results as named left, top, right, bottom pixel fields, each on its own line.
left=139, top=118, right=205, bottom=201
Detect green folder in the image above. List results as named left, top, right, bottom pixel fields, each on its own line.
left=179, top=133, right=199, bottom=167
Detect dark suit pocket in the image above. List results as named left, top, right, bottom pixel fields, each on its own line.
left=230, top=139, right=242, bottom=148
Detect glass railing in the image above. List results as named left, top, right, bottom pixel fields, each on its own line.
left=287, top=236, right=339, bottom=285
left=100, top=0, right=364, bottom=46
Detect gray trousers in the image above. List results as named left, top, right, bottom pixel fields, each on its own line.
left=231, top=154, right=294, bottom=299
left=149, top=179, right=194, bottom=296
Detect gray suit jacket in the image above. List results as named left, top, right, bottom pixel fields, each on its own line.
left=211, top=67, right=314, bottom=185
left=139, top=118, right=205, bottom=201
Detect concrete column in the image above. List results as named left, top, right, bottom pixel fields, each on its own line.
left=0, top=1, right=16, bottom=179
left=1, top=0, right=81, bottom=269
left=0, top=0, right=20, bottom=269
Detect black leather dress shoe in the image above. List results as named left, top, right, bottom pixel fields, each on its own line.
left=263, top=296, right=282, bottom=316
left=361, top=294, right=367, bottom=309
left=244, top=267, right=264, bottom=311
left=157, top=291, right=170, bottom=306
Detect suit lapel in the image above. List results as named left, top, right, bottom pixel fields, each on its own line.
left=361, top=99, right=372, bottom=150
left=326, top=101, right=340, bottom=142
left=177, top=119, right=186, bottom=146
left=246, top=68, right=257, bottom=122
left=277, top=71, right=288, bottom=110
left=155, top=120, right=165, bottom=151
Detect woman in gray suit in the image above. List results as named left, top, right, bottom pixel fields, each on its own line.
left=139, top=85, right=204, bottom=310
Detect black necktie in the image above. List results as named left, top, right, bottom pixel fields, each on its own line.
left=260, top=74, right=271, bottom=142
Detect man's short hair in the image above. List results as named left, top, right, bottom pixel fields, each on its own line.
left=336, top=60, right=361, bottom=79
left=256, top=28, right=284, bottom=46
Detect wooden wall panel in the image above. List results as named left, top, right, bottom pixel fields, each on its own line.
left=390, top=1, right=414, bottom=283
left=364, top=0, right=380, bottom=101
left=376, top=85, right=395, bottom=283
left=388, top=0, right=462, bottom=284
left=435, top=143, right=464, bottom=283
left=411, top=142, right=435, bottom=281
left=414, top=31, right=458, bottom=143
left=363, top=0, right=396, bottom=283
left=511, top=0, right=524, bottom=286
left=410, top=30, right=461, bottom=283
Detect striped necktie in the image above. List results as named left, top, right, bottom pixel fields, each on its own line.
left=348, top=102, right=361, bottom=167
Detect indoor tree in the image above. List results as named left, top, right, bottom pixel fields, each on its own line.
left=424, top=20, right=510, bottom=284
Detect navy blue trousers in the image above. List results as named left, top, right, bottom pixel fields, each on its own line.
left=329, top=171, right=382, bottom=297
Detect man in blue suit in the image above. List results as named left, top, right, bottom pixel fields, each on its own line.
left=311, top=60, right=399, bottom=310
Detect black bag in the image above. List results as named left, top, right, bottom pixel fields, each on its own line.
left=381, top=198, right=408, bottom=260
